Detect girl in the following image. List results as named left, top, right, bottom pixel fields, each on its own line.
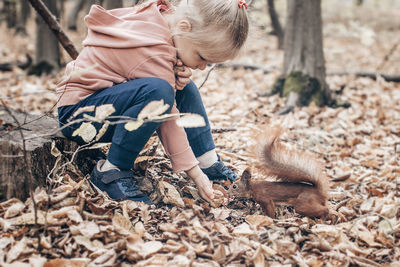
left=57, top=0, right=249, bottom=204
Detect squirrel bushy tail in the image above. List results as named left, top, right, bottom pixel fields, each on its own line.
left=254, top=126, right=329, bottom=201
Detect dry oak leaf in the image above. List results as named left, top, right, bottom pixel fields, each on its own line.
left=167, top=255, right=191, bottom=266
left=232, top=222, right=256, bottom=236
left=9, top=211, right=58, bottom=225
left=360, top=159, right=381, bottom=169
left=4, top=201, right=25, bottom=219
left=245, top=214, right=274, bottom=229
left=44, top=258, right=90, bottom=267
left=135, top=254, right=169, bottom=267
left=210, top=183, right=228, bottom=208
left=126, top=235, right=163, bottom=260
left=350, top=224, right=382, bottom=248
left=50, top=206, right=83, bottom=223
left=112, top=211, right=134, bottom=235
left=73, top=235, right=104, bottom=251
left=274, top=239, right=298, bottom=257
left=92, top=248, right=117, bottom=266
left=6, top=237, right=28, bottom=263
left=28, top=254, right=47, bottom=267
left=213, top=244, right=227, bottom=264
left=159, top=181, right=185, bottom=207
left=134, top=221, right=146, bottom=237
left=252, top=245, right=266, bottom=267
left=76, top=221, right=100, bottom=238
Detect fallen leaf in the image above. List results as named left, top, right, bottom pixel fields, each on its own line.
left=44, top=258, right=90, bottom=267
left=159, top=181, right=184, bottom=207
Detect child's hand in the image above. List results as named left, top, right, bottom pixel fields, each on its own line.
left=186, top=165, right=214, bottom=202
left=174, top=59, right=192, bottom=90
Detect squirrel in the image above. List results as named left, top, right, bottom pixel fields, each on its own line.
left=228, top=126, right=330, bottom=218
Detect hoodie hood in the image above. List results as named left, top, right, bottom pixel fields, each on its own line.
left=82, top=3, right=172, bottom=48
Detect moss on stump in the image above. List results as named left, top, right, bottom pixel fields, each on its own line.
left=271, top=71, right=332, bottom=107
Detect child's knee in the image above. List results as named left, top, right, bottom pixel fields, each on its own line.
left=183, top=80, right=199, bottom=97
left=146, top=78, right=175, bottom=107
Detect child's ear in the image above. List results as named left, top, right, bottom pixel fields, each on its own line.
left=177, top=20, right=192, bottom=32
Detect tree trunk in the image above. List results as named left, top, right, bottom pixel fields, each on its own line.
left=67, top=0, right=85, bottom=30
left=104, top=0, right=123, bottom=10
left=4, top=0, right=17, bottom=28
left=0, top=107, right=104, bottom=201
left=29, top=0, right=61, bottom=75
left=283, top=0, right=326, bottom=88
left=16, top=0, right=31, bottom=35
left=67, top=0, right=101, bottom=31
left=271, top=0, right=334, bottom=113
left=266, top=0, right=284, bottom=49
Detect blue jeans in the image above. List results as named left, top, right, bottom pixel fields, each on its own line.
left=58, top=78, right=215, bottom=170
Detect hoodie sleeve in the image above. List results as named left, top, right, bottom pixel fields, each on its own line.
left=130, top=52, right=199, bottom=173
left=158, top=104, right=199, bottom=172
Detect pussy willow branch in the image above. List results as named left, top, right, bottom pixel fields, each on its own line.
left=22, top=112, right=198, bottom=141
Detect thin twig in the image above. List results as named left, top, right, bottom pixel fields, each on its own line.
left=198, top=64, right=216, bottom=90
left=211, top=128, right=237, bottom=134
left=215, top=62, right=277, bottom=74
left=377, top=40, right=400, bottom=71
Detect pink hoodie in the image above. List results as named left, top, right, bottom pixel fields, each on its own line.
left=56, top=3, right=199, bottom=172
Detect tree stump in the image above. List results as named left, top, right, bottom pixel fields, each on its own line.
left=0, top=107, right=104, bottom=201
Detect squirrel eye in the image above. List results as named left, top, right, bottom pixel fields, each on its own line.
left=232, top=184, right=237, bottom=189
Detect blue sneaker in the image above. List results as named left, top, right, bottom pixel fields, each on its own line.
left=90, top=160, right=152, bottom=204
left=201, top=157, right=238, bottom=182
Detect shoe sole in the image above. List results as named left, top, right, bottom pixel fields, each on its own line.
left=87, top=178, right=113, bottom=200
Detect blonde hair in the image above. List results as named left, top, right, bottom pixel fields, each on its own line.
left=172, top=0, right=249, bottom=61
left=138, top=0, right=249, bottom=62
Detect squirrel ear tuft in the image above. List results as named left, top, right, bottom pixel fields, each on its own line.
left=241, top=167, right=252, bottom=182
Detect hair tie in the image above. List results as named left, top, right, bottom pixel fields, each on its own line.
left=238, top=0, right=248, bottom=9
left=157, top=0, right=169, bottom=12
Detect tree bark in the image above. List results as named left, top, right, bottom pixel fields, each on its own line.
left=271, top=0, right=335, bottom=112
left=104, top=0, right=123, bottom=9
left=283, top=0, right=326, bottom=89
left=68, top=0, right=104, bottom=31
left=0, top=107, right=104, bottom=201
left=4, top=0, right=17, bottom=28
left=31, top=0, right=61, bottom=74
left=266, top=0, right=284, bottom=49
left=67, top=0, right=87, bottom=30
left=16, top=0, right=31, bottom=35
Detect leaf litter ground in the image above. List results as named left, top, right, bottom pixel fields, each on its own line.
left=0, top=1, right=399, bottom=266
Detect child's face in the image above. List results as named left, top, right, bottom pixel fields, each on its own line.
left=173, top=35, right=209, bottom=70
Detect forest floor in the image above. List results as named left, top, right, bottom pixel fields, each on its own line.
left=0, top=1, right=399, bottom=266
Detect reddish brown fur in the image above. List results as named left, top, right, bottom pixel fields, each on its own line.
left=228, top=127, right=329, bottom=218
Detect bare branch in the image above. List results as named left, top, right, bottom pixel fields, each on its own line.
left=27, top=0, right=79, bottom=59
